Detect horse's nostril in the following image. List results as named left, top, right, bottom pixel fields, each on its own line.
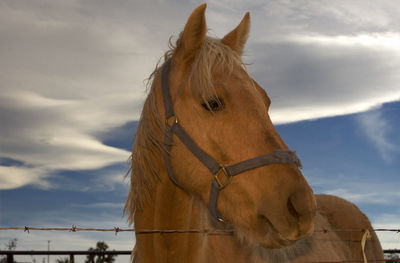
left=287, top=197, right=300, bottom=219
left=259, top=214, right=270, bottom=224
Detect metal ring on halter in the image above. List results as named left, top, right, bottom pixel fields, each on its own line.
left=166, top=114, right=178, bottom=126
left=213, top=166, right=230, bottom=189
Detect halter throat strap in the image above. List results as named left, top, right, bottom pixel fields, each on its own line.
left=161, top=59, right=302, bottom=223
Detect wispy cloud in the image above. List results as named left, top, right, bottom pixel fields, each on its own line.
left=356, top=108, right=397, bottom=162
left=0, top=166, right=50, bottom=190
left=0, top=82, right=134, bottom=190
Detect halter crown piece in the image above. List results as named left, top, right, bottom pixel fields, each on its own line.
left=161, top=59, right=303, bottom=223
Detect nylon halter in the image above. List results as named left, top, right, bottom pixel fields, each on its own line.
left=161, top=59, right=303, bottom=222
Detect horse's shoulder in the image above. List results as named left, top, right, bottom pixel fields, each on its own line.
left=315, top=194, right=370, bottom=229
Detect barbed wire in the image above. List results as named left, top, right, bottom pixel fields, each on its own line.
left=0, top=226, right=232, bottom=235
left=0, top=226, right=399, bottom=236
left=0, top=227, right=398, bottom=263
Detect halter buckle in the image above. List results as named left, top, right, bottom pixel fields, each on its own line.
left=214, top=166, right=230, bottom=189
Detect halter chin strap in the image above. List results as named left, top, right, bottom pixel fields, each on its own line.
left=161, top=59, right=302, bottom=223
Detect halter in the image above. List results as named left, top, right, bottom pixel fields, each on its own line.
left=162, top=59, right=302, bottom=222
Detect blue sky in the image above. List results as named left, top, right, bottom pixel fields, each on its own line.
left=1, top=0, right=399, bottom=261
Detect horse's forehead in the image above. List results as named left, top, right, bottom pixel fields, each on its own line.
left=214, top=64, right=252, bottom=88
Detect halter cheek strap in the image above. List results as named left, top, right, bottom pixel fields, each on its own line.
left=161, top=59, right=302, bottom=223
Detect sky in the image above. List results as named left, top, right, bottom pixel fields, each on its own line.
left=0, top=0, right=399, bottom=261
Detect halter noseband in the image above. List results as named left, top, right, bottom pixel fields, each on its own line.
left=161, top=59, right=302, bottom=222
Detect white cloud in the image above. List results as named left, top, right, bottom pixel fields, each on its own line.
left=248, top=34, right=400, bottom=124
left=0, top=91, right=133, bottom=190
left=1, top=1, right=400, bottom=190
left=0, top=166, right=50, bottom=190
left=270, top=98, right=399, bottom=125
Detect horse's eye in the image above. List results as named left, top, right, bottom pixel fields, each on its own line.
left=202, top=98, right=224, bottom=112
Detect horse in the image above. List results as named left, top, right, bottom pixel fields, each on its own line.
left=124, top=4, right=384, bottom=263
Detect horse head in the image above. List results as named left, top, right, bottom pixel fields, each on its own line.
left=126, top=4, right=317, bottom=250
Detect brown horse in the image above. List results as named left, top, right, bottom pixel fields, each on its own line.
left=125, top=4, right=383, bottom=263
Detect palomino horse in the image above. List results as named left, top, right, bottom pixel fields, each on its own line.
left=125, top=4, right=384, bottom=263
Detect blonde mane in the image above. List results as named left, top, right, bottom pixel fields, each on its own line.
left=124, top=36, right=243, bottom=224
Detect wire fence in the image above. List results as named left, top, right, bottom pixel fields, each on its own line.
left=1, top=226, right=399, bottom=263
left=1, top=226, right=399, bottom=235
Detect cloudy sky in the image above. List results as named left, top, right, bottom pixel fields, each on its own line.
left=0, top=0, right=399, bottom=261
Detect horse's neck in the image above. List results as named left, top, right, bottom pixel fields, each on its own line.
left=133, top=173, right=250, bottom=263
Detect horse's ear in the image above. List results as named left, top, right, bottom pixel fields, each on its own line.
left=176, top=4, right=207, bottom=61
left=221, top=12, right=250, bottom=56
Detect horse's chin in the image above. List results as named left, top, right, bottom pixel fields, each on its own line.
left=255, top=228, right=299, bottom=249
left=254, top=232, right=315, bottom=263
left=235, top=226, right=297, bottom=251
left=257, top=234, right=297, bottom=249
left=234, top=216, right=303, bottom=250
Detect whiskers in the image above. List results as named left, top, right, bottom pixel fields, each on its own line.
left=255, top=236, right=314, bottom=263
